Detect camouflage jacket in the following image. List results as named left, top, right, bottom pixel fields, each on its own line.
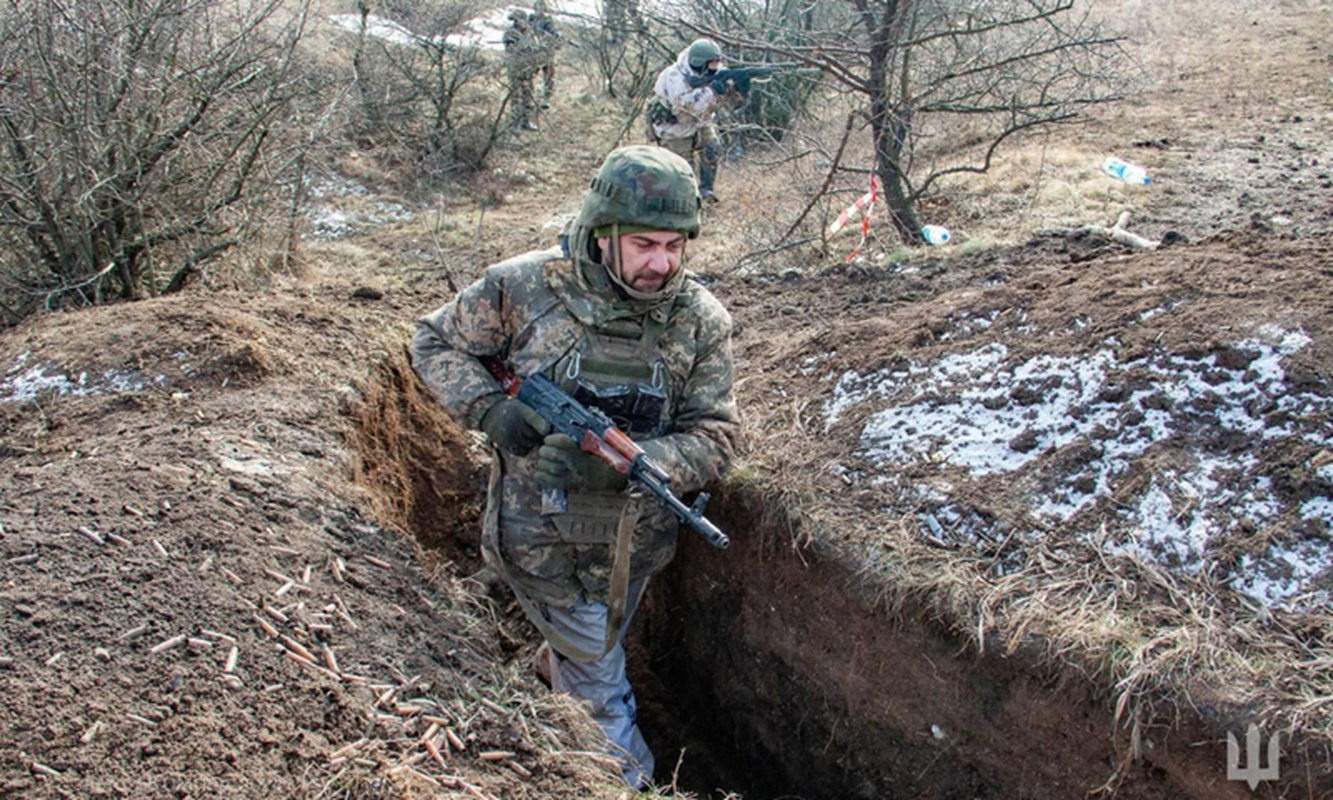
left=651, top=46, right=722, bottom=141
left=503, top=25, right=543, bottom=78
left=530, top=13, right=560, bottom=58
left=411, top=248, right=738, bottom=607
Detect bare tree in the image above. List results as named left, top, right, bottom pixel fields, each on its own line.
left=687, top=0, right=1130, bottom=243
left=350, top=0, right=507, bottom=181
left=0, top=0, right=317, bottom=315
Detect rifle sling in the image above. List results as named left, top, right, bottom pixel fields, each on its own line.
left=494, top=487, right=643, bottom=664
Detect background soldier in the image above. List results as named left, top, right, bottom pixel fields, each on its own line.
left=411, top=146, right=738, bottom=789
left=502, top=9, right=541, bottom=132
left=649, top=39, right=732, bottom=204
left=529, top=0, right=560, bottom=108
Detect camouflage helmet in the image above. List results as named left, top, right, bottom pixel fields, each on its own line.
left=575, top=145, right=701, bottom=239
left=531, top=0, right=546, bottom=12
left=508, top=8, right=527, bottom=22
left=686, top=39, right=723, bottom=71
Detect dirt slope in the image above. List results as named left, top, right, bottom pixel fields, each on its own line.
left=0, top=291, right=622, bottom=799
left=709, top=227, right=1333, bottom=795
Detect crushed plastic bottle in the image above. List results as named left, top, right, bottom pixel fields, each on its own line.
left=1103, top=156, right=1151, bottom=184
left=921, top=225, right=951, bottom=245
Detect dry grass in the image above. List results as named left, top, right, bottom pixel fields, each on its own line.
left=728, top=390, right=1333, bottom=760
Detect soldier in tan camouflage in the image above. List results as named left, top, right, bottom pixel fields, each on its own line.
left=650, top=39, right=729, bottom=203
left=529, top=0, right=559, bottom=107
left=503, top=9, right=541, bottom=131
left=411, top=146, right=738, bottom=789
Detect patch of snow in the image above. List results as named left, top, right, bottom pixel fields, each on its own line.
left=1303, top=496, right=1333, bottom=525
left=798, top=351, right=836, bottom=376
left=308, top=208, right=360, bottom=239
left=330, top=13, right=431, bottom=47
left=306, top=174, right=370, bottom=201
left=857, top=347, right=1119, bottom=474
left=1, top=362, right=165, bottom=404
left=330, top=0, right=604, bottom=52
left=1235, top=538, right=1332, bottom=610
left=219, top=456, right=292, bottom=477
left=1123, top=483, right=1196, bottom=561
left=1138, top=300, right=1186, bottom=322
left=6, top=350, right=31, bottom=375
left=831, top=325, right=1332, bottom=610
left=939, top=309, right=1004, bottom=342
left=303, top=175, right=415, bottom=239
left=827, top=343, right=1007, bottom=428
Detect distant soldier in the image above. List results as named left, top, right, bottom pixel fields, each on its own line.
left=649, top=39, right=731, bottom=204
left=529, top=0, right=560, bottom=108
left=503, top=9, right=541, bottom=132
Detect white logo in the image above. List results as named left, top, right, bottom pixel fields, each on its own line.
left=1227, top=724, right=1280, bottom=789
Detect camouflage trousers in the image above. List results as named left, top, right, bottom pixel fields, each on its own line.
left=655, top=123, right=722, bottom=173
left=508, top=71, right=537, bottom=128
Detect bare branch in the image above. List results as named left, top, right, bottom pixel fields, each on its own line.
left=779, top=111, right=858, bottom=246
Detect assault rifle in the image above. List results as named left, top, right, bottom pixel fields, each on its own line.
left=483, top=357, right=731, bottom=550
left=684, top=63, right=820, bottom=97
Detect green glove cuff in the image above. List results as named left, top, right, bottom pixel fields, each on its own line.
left=536, top=434, right=627, bottom=492
left=481, top=398, right=551, bottom=456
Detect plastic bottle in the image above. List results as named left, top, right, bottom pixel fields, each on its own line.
left=1103, top=157, right=1151, bottom=184
left=921, top=225, right=951, bottom=246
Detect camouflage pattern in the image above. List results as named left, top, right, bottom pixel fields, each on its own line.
left=529, top=5, right=559, bottom=102
left=503, top=14, right=543, bottom=128
left=573, top=145, right=700, bottom=239
left=651, top=45, right=725, bottom=143
left=411, top=242, right=737, bottom=608
left=657, top=125, right=722, bottom=178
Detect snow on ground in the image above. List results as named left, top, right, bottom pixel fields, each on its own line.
left=825, top=326, right=1333, bottom=610
left=303, top=175, right=415, bottom=240
left=329, top=0, right=604, bottom=52
left=1, top=351, right=167, bottom=404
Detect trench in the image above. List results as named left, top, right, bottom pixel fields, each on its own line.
left=626, top=496, right=1134, bottom=800
left=353, top=357, right=1297, bottom=800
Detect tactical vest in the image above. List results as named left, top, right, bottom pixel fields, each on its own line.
left=544, top=314, right=674, bottom=545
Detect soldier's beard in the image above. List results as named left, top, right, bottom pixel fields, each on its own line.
left=600, top=229, right=685, bottom=303
left=607, top=253, right=673, bottom=290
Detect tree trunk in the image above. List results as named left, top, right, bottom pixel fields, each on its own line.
left=863, top=0, right=922, bottom=244
left=872, top=108, right=921, bottom=242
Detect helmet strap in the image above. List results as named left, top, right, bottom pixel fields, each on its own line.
left=610, top=222, right=623, bottom=280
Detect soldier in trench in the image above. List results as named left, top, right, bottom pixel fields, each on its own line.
left=411, top=145, right=738, bottom=788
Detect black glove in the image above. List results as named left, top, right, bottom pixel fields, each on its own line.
left=711, top=71, right=750, bottom=99
left=535, top=434, right=628, bottom=492
left=480, top=398, right=551, bottom=456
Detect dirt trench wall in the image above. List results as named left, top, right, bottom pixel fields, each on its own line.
left=635, top=490, right=1270, bottom=800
